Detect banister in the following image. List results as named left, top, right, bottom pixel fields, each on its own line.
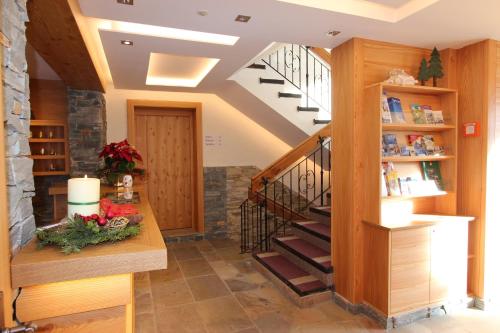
left=310, top=47, right=331, bottom=66
left=250, top=123, right=331, bottom=193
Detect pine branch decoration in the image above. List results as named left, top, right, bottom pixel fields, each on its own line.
left=36, top=216, right=141, bottom=254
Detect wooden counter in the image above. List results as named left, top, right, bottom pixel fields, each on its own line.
left=10, top=187, right=167, bottom=332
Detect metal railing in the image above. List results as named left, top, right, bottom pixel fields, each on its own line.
left=262, top=44, right=331, bottom=112
left=240, top=136, right=331, bottom=253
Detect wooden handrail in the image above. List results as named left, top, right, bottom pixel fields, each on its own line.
left=311, top=47, right=331, bottom=66
left=251, top=123, right=331, bottom=193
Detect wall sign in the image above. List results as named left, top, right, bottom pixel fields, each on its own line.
left=463, top=122, right=480, bottom=137
left=205, top=135, right=222, bottom=146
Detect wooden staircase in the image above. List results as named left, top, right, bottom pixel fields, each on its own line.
left=240, top=124, right=332, bottom=307
left=254, top=205, right=332, bottom=307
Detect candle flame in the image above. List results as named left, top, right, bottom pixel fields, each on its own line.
left=84, top=175, right=88, bottom=178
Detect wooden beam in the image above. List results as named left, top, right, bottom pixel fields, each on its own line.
left=250, top=123, right=331, bottom=193
left=0, top=29, right=14, bottom=329
left=26, top=0, right=104, bottom=92
left=311, top=47, right=331, bottom=65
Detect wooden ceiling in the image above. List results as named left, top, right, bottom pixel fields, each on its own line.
left=26, top=0, right=104, bottom=92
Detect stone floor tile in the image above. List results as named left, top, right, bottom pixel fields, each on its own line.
left=315, top=301, right=359, bottom=322
left=195, top=239, right=216, bottom=252
left=173, top=246, right=203, bottom=261
left=186, top=274, right=231, bottom=301
left=235, top=328, right=260, bottom=333
left=216, top=246, right=251, bottom=261
left=151, top=279, right=194, bottom=312
left=150, top=261, right=183, bottom=283
left=155, top=303, right=208, bottom=333
left=208, top=238, right=240, bottom=249
left=178, top=258, right=216, bottom=278
left=134, top=287, right=154, bottom=315
left=232, top=259, right=258, bottom=274
left=135, top=312, right=158, bottom=333
left=209, top=260, right=241, bottom=280
left=195, top=295, right=254, bottom=333
left=234, top=283, right=294, bottom=319
left=201, top=250, right=223, bottom=262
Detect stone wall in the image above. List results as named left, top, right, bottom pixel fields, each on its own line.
left=204, top=166, right=259, bottom=240
left=68, top=89, right=107, bottom=177
left=2, top=0, right=36, bottom=253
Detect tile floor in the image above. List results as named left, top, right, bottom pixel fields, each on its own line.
left=135, top=239, right=500, bottom=333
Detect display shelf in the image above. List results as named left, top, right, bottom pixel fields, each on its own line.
left=366, top=83, right=456, bottom=95
left=382, top=191, right=451, bottom=201
left=30, top=155, right=66, bottom=160
left=29, top=138, right=66, bottom=143
left=382, top=155, right=454, bottom=162
left=382, top=124, right=455, bottom=132
left=29, top=120, right=69, bottom=176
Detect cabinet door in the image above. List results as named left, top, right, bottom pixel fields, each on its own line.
left=390, top=227, right=430, bottom=315
left=430, top=222, right=468, bottom=304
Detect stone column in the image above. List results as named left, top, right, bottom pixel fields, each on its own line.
left=2, top=0, right=36, bottom=253
left=67, top=89, right=107, bottom=177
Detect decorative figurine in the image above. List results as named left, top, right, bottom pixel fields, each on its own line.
left=40, top=147, right=45, bottom=155
left=384, top=69, right=418, bottom=86
left=418, top=58, right=430, bottom=86
left=49, top=131, right=54, bottom=139
left=428, top=47, right=444, bottom=87
left=39, top=131, right=44, bottom=138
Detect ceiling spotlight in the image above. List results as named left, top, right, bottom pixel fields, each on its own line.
left=121, top=40, right=133, bottom=46
left=117, top=0, right=133, bottom=5
left=198, top=10, right=209, bottom=16
left=235, top=15, right=251, bottom=23
left=326, top=30, right=341, bottom=37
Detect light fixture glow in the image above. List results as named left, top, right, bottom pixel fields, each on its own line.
left=98, top=20, right=239, bottom=46
left=145, top=53, right=220, bottom=88
left=121, top=39, right=133, bottom=45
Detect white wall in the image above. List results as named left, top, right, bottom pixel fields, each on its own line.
left=105, top=88, right=292, bottom=169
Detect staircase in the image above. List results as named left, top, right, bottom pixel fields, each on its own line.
left=230, top=43, right=331, bottom=136
left=240, top=124, right=333, bottom=307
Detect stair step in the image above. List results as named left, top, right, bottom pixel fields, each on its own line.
left=254, top=252, right=329, bottom=297
left=313, top=119, right=330, bottom=125
left=273, top=236, right=332, bottom=273
left=247, top=63, right=266, bottom=69
left=279, top=92, right=302, bottom=99
left=309, top=206, right=331, bottom=217
left=297, top=106, right=320, bottom=112
left=260, top=78, right=285, bottom=85
left=292, top=221, right=330, bottom=243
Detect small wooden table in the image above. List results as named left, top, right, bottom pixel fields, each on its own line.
left=11, top=187, right=167, bottom=332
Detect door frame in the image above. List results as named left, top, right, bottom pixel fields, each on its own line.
left=127, top=100, right=204, bottom=234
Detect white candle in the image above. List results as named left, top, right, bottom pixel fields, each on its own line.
left=67, top=175, right=101, bottom=219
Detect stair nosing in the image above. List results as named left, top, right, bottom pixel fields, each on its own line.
left=247, top=63, right=266, bottom=69
left=297, top=106, right=320, bottom=112
left=273, top=237, right=333, bottom=274
left=292, top=221, right=330, bottom=243
left=259, top=78, right=285, bottom=85
left=254, top=253, right=329, bottom=297
left=309, top=206, right=331, bottom=217
left=278, top=92, right=302, bottom=98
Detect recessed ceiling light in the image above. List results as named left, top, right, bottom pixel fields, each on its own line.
left=326, top=30, right=341, bottom=37
left=121, top=40, right=133, bottom=45
left=117, top=0, right=133, bottom=5
left=98, top=20, right=239, bottom=46
left=235, top=15, right=251, bottom=23
left=198, top=10, right=209, bottom=16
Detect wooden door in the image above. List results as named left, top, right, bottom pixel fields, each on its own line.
left=134, top=108, right=195, bottom=231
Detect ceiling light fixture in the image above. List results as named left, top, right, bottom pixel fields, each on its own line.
left=116, top=0, right=133, bottom=5
left=326, top=30, right=341, bottom=37
left=98, top=20, right=239, bottom=46
left=198, top=10, right=209, bottom=17
left=235, top=15, right=251, bottom=23
left=120, top=39, right=133, bottom=45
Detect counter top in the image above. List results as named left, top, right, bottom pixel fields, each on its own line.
left=11, top=187, right=167, bottom=288
left=363, top=214, right=475, bottom=231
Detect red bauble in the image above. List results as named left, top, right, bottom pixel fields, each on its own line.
left=97, top=217, right=107, bottom=226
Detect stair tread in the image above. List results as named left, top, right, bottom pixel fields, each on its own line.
left=279, top=92, right=302, bottom=98
left=254, top=252, right=328, bottom=296
left=247, top=63, right=266, bottom=69
left=260, top=78, right=285, bottom=84
left=297, top=106, right=320, bottom=112
left=274, top=236, right=332, bottom=272
left=292, top=221, right=330, bottom=242
left=310, top=206, right=331, bottom=217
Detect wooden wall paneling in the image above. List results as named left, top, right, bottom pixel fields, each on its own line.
left=0, top=30, right=13, bottom=329
left=33, top=306, right=127, bottom=333
left=331, top=38, right=365, bottom=303
left=439, top=49, right=458, bottom=89
left=456, top=40, right=496, bottom=297
left=17, top=274, right=131, bottom=322
left=361, top=39, right=432, bottom=87
left=361, top=85, right=382, bottom=225
left=363, top=224, right=390, bottom=315
left=127, top=100, right=204, bottom=233
left=29, top=79, right=68, bottom=121
left=26, top=0, right=104, bottom=92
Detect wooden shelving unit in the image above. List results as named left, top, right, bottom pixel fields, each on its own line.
left=29, top=120, right=69, bottom=176
left=362, top=83, right=472, bottom=318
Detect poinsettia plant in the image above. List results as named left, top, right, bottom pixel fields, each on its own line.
left=97, top=139, right=144, bottom=185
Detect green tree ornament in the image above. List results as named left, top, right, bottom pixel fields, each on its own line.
left=429, top=47, right=444, bottom=87
left=418, top=58, right=430, bottom=86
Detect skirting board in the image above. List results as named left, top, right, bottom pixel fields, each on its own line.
left=333, top=293, right=476, bottom=329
